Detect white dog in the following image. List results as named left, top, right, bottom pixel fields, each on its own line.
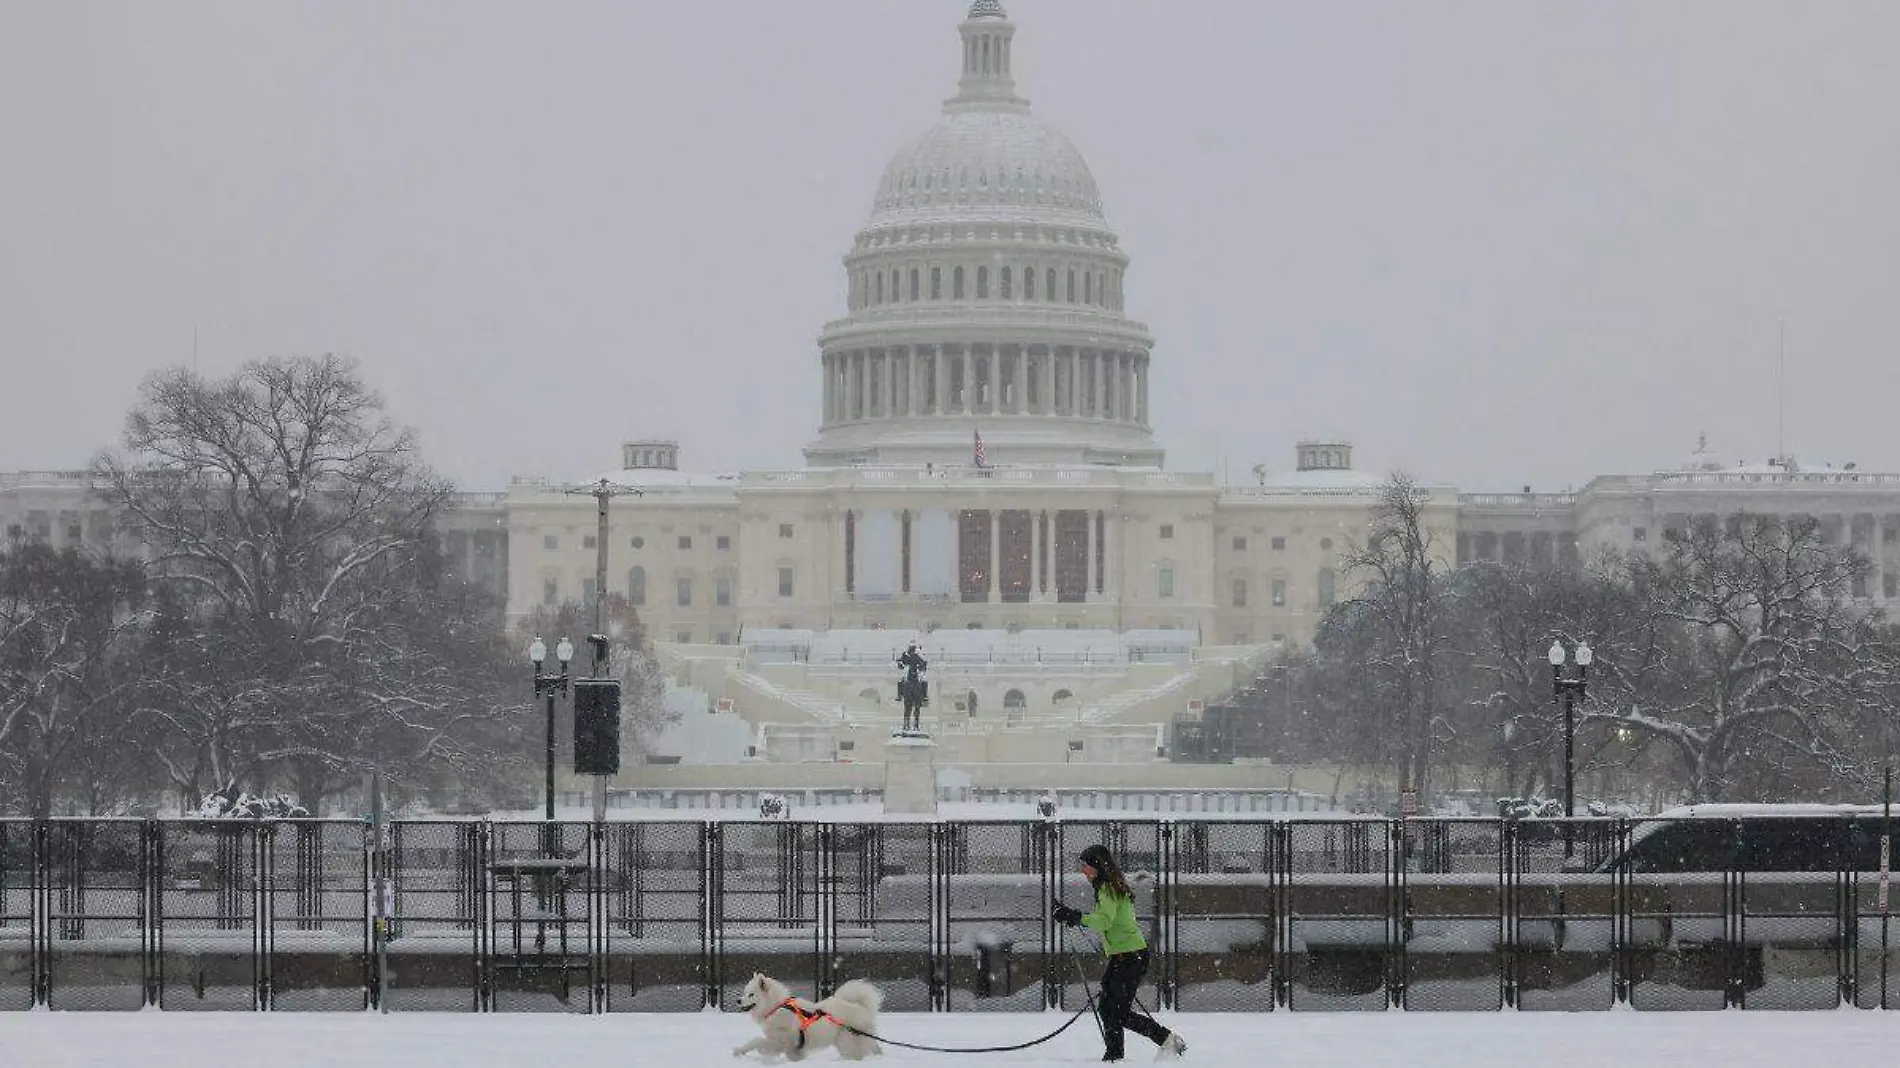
left=733, top=973, right=885, bottom=1061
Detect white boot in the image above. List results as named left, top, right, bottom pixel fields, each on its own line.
left=1155, top=1032, right=1187, bottom=1061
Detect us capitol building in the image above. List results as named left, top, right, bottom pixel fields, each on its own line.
left=6, top=3, right=1899, bottom=794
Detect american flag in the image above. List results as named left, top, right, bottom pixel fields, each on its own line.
left=973, top=428, right=987, bottom=469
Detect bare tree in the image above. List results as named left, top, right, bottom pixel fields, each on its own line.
left=0, top=543, right=151, bottom=816
left=93, top=354, right=518, bottom=809
left=1582, top=513, right=1889, bottom=801
left=1337, top=473, right=1455, bottom=800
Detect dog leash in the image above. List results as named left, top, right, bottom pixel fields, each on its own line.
left=838, top=1004, right=1096, bottom=1054
left=834, top=939, right=1119, bottom=1055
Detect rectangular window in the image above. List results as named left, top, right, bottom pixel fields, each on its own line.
left=998, top=510, right=1033, bottom=603
left=677, top=578, right=693, bottom=607
left=542, top=579, right=558, bottom=605
left=716, top=576, right=732, bottom=607
left=543, top=535, right=558, bottom=551
left=1231, top=579, right=1247, bottom=608
left=778, top=566, right=795, bottom=598
left=716, top=535, right=731, bottom=551
left=779, top=523, right=794, bottom=539
left=1232, top=536, right=1247, bottom=551
left=1271, top=578, right=1286, bottom=607
left=678, top=535, right=692, bottom=550
left=1317, top=568, right=1336, bottom=608
left=675, top=630, right=693, bottom=644
left=66, top=523, right=84, bottom=544
left=959, top=509, right=993, bottom=603
left=1271, top=536, right=1286, bottom=551
left=1632, top=527, right=1648, bottom=543
left=582, top=578, right=598, bottom=606
left=582, top=535, right=597, bottom=550
left=1158, top=566, right=1175, bottom=599
left=930, top=267, right=942, bottom=300
left=716, top=632, right=732, bottom=646
left=1885, top=573, right=1897, bottom=599
left=1159, top=524, right=1174, bottom=540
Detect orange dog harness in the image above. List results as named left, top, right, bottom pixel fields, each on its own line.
left=773, top=996, right=841, bottom=1049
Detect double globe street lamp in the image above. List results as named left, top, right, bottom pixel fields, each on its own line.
left=529, top=636, right=575, bottom=821
left=1547, top=638, right=1593, bottom=860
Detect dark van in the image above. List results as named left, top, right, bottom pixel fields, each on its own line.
left=1597, top=803, right=1898, bottom=873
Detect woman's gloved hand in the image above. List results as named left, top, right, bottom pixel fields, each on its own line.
left=1051, top=898, right=1083, bottom=927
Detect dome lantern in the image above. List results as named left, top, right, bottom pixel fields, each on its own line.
left=952, top=0, right=1027, bottom=112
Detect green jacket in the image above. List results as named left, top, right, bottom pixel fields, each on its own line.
left=1079, top=882, right=1147, bottom=954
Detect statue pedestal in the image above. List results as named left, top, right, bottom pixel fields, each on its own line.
left=883, top=733, right=939, bottom=816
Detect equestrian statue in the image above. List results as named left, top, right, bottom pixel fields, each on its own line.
left=894, top=641, right=930, bottom=735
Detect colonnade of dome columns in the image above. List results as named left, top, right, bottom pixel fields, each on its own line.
left=821, top=343, right=1149, bottom=429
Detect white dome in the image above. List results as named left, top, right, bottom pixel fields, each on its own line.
left=870, top=110, right=1105, bottom=225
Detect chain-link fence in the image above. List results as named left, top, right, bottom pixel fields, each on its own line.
left=0, top=815, right=1893, bottom=1013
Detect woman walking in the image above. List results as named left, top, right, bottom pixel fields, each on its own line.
left=1052, top=844, right=1188, bottom=1062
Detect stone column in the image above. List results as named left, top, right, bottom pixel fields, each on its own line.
left=849, top=352, right=862, bottom=421
left=988, top=508, right=1000, bottom=602
left=959, top=346, right=972, bottom=414
left=1137, top=355, right=1150, bottom=426
left=1013, top=344, right=1028, bottom=415
left=909, top=345, right=923, bottom=415
left=1122, top=353, right=1134, bottom=422
left=934, top=344, right=949, bottom=415
left=1030, top=508, right=1042, bottom=600
left=821, top=353, right=834, bottom=424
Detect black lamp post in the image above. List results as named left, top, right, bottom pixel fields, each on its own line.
left=1547, top=638, right=1592, bottom=860
left=530, top=636, right=575, bottom=820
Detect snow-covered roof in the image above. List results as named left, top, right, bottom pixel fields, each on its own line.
left=509, top=469, right=743, bottom=494
left=1249, top=467, right=1387, bottom=492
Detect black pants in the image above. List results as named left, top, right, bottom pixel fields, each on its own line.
left=1096, top=949, right=1170, bottom=1059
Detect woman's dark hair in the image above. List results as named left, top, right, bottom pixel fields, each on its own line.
left=1079, top=844, right=1133, bottom=900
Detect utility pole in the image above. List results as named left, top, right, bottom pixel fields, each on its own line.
left=565, top=479, right=643, bottom=823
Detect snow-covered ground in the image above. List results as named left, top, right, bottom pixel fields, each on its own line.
left=11, top=1009, right=1894, bottom=1068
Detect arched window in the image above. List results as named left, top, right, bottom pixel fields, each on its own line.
left=953, top=266, right=965, bottom=299
left=1066, top=270, right=1076, bottom=303
left=931, top=267, right=942, bottom=300
left=1051, top=688, right=1074, bottom=706
left=628, top=566, right=646, bottom=606
left=875, top=272, right=884, bottom=304
left=1024, top=267, right=1036, bottom=301
left=1046, top=268, right=1057, bottom=302
left=976, top=266, right=989, bottom=299
left=1085, top=273, right=1093, bottom=304
left=1004, top=689, right=1027, bottom=721
left=909, top=268, right=920, bottom=301
left=1000, top=266, right=1012, bottom=300
left=891, top=270, right=900, bottom=303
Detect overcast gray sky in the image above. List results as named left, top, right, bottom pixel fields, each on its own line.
left=3, top=1, right=1896, bottom=492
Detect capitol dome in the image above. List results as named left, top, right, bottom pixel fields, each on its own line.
left=805, top=2, right=1163, bottom=470
left=869, top=110, right=1106, bottom=226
